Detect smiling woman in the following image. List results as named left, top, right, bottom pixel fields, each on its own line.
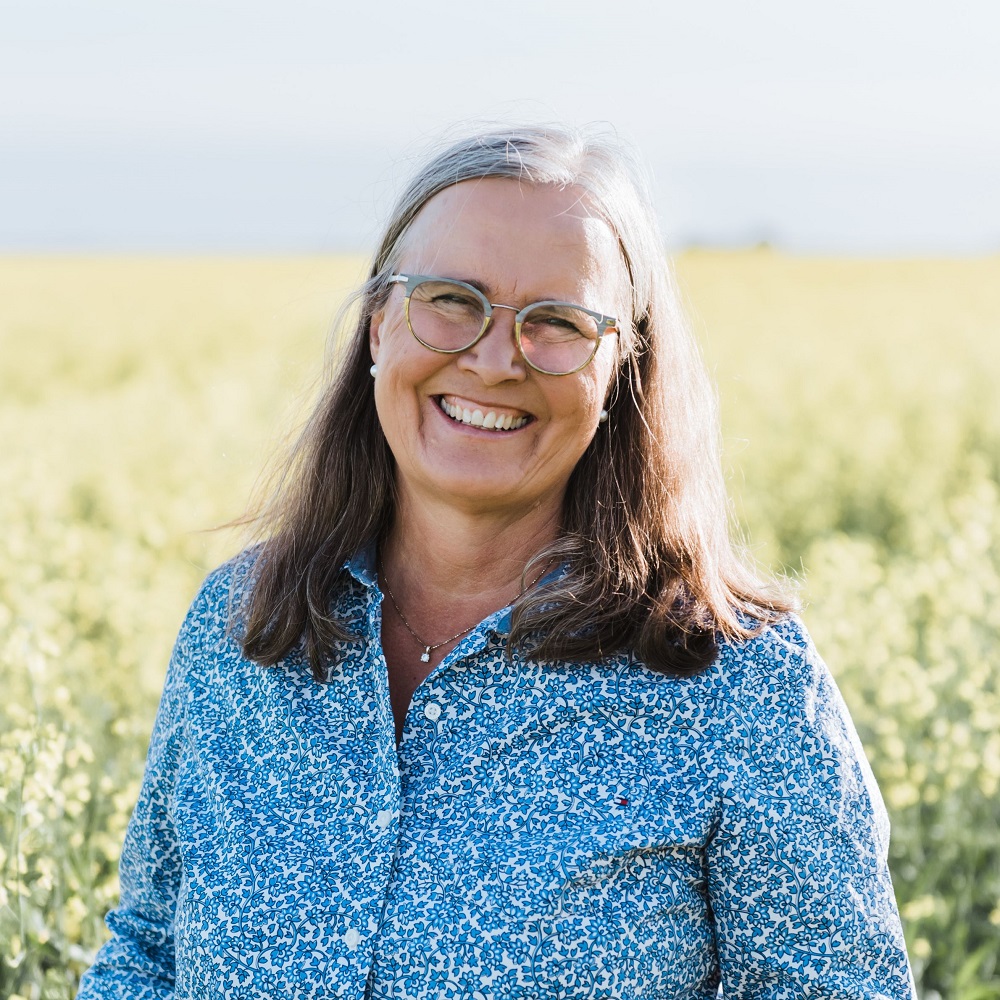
left=77, top=125, right=916, bottom=999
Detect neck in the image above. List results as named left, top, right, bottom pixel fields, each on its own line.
left=379, top=489, right=561, bottom=637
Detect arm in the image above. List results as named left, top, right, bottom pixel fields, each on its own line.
left=76, top=582, right=209, bottom=999
left=707, top=619, right=916, bottom=999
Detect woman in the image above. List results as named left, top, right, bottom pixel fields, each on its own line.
left=79, top=125, right=915, bottom=998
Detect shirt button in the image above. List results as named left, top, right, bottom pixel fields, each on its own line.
left=375, top=809, right=393, bottom=829
left=344, top=927, right=361, bottom=950
left=423, top=702, right=442, bottom=722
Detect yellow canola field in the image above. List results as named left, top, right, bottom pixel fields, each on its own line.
left=1, top=253, right=998, bottom=998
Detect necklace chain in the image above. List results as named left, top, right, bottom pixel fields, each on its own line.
left=378, top=557, right=547, bottom=663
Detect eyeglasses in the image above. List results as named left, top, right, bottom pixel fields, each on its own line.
left=387, top=274, right=618, bottom=376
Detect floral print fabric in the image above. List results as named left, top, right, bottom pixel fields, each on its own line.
left=78, top=550, right=915, bottom=998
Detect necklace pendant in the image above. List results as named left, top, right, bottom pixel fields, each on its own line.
left=420, top=647, right=431, bottom=663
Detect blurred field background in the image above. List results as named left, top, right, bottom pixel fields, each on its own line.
left=1, top=251, right=998, bottom=998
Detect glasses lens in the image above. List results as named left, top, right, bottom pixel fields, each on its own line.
left=518, top=304, right=601, bottom=374
left=406, top=279, right=487, bottom=352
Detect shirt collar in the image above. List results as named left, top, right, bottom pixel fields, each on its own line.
left=486, top=560, right=568, bottom=638
left=343, top=542, right=379, bottom=589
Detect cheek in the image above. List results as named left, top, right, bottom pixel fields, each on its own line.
left=578, top=361, right=616, bottom=418
left=375, top=317, right=433, bottom=380
left=545, top=381, right=604, bottom=446
left=372, top=340, right=448, bottom=437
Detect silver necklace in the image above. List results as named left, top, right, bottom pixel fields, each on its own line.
left=378, top=558, right=546, bottom=663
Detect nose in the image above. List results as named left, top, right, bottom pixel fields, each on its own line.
left=456, top=305, right=526, bottom=383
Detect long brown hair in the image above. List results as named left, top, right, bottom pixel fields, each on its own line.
left=236, top=124, right=794, bottom=678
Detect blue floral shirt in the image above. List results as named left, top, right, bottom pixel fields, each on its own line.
left=79, top=550, right=915, bottom=999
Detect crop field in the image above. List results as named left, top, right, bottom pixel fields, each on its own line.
left=1, top=252, right=998, bottom=998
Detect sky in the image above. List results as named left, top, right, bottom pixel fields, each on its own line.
left=2, top=0, right=999, bottom=253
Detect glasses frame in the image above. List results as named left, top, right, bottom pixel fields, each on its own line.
left=386, top=273, right=618, bottom=376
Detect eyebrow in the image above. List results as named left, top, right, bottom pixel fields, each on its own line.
left=450, top=275, right=492, bottom=297
left=443, top=274, right=576, bottom=307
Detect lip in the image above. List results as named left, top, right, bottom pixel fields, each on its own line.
left=432, top=394, right=535, bottom=434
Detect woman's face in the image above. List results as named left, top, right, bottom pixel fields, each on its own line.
left=369, top=177, right=627, bottom=521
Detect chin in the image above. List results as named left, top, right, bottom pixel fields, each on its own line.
left=432, top=473, right=526, bottom=507
left=410, top=462, right=546, bottom=515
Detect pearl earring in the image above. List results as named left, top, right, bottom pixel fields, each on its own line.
left=599, top=409, right=609, bottom=424
left=369, top=364, right=377, bottom=377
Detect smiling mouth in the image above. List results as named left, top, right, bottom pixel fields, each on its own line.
left=435, top=395, right=532, bottom=432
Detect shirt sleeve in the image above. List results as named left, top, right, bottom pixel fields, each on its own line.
left=76, top=580, right=210, bottom=999
left=706, top=618, right=916, bottom=999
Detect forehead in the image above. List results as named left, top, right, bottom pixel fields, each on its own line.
left=398, top=178, right=628, bottom=310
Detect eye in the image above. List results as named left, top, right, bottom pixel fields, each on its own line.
left=411, top=280, right=484, bottom=314
left=431, top=291, right=479, bottom=307
left=541, top=315, right=585, bottom=334
left=522, top=305, right=599, bottom=343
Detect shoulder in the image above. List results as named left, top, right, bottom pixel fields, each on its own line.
left=706, top=612, right=851, bottom=741
left=172, top=548, right=366, bottom=676
left=617, top=614, right=822, bottom=718
left=627, top=614, right=841, bottom=750
left=611, top=615, right=827, bottom=754
left=716, top=611, right=816, bottom=674
left=168, top=546, right=289, bottom=682
left=174, top=549, right=257, bottom=646
left=625, top=614, right=838, bottom=729
left=706, top=612, right=832, bottom=713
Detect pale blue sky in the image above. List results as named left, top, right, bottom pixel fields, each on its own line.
left=2, top=0, right=998, bottom=252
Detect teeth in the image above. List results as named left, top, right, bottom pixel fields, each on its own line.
left=439, top=398, right=528, bottom=432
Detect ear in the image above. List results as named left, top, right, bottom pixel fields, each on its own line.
left=369, top=308, right=383, bottom=365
